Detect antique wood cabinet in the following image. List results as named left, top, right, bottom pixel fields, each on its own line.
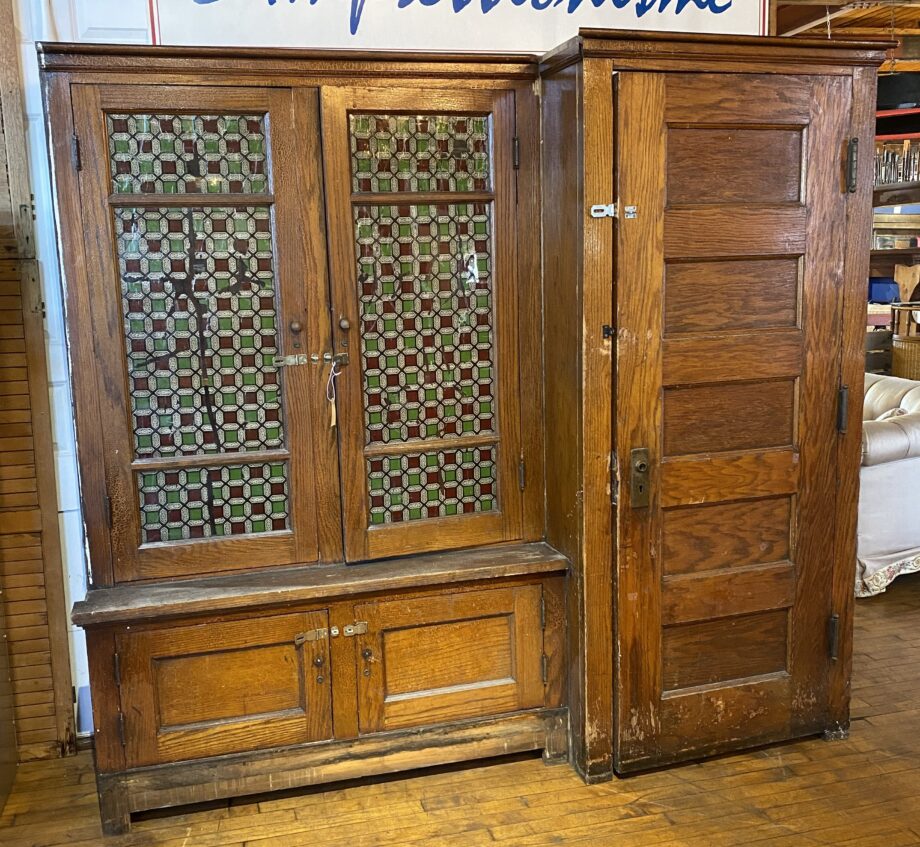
left=542, top=31, right=886, bottom=779
left=41, top=44, right=563, bottom=834
left=41, top=30, right=886, bottom=836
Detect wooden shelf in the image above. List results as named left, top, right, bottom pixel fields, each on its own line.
left=71, top=542, right=569, bottom=626
left=874, top=181, right=920, bottom=207
left=871, top=248, right=920, bottom=258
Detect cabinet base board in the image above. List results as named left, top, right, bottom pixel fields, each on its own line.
left=96, top=708, right=569, bottom=835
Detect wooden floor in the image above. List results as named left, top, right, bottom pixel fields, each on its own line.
left=4, top=575, right=920, bottom=847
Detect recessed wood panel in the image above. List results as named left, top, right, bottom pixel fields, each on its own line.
left=664, top=208, right=806, bottom=259
left=662, top=610, right=788, bottom=691
left=664, top=74, right=813, bottom=124
left=155, top=644, right=304, bottom=728
left=664, top=380, right=795, bottom=456
left=383, top=615, right=513, bottom=697
left=662, top=562, right=795, bottom=625
left=663, top=497, right=792, bottom=574
left=667, top=128, right=802, bottom=206
left=661, top=450, right=799, bottom=507
left=663, top=330, right=802, bottom=386
left=665, top=258, right=799, bottom=334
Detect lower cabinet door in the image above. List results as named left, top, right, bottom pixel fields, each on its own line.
left=117, top=611, right=333, bottom=766
left=354, top=585, right=545, bottom=733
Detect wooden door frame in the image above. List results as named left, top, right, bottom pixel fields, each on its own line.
left=0, top=0, right=75, bottom=759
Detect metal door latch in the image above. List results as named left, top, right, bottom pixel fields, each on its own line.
left=294, top=628, right=328, bottom=645
left=343, top=621, right=368, bottom=637
left=590, top=203, right=617, bottom=219
left=275, top=354, right=310, bottom=368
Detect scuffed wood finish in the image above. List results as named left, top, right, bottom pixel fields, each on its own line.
left=354, top=585, right=544, bottom=733
left=829, top=65, right=879, bottom=736
left=71, top=542, right=566, bottom=626
left=5, top=580, right=920, bottom=845
left=612, top=67, right=854, bottom=772
left=116, top=611, right=333, bottom=766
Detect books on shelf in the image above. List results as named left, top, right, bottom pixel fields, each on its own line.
left=876, top=139, right=920, bottom=186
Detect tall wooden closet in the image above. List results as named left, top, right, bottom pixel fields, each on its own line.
left=39, top=31, right=885, bottom=834
left=542, top=31, right=885, bottom=777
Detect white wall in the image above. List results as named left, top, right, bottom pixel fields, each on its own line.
left=12, top=0, right=153, bottom=733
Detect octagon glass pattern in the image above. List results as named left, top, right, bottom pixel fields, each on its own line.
left=107, top=114, right=269, bottom=195
left=354, top=202, right=495, bottom=447
left=349, top=114, right=490, bottom=194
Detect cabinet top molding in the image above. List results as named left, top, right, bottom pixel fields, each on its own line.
left=541, top=28, right=894, bottom=74
left=36, top=41, right=540, bottom=79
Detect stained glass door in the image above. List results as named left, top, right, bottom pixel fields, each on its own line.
left=72, top=85, right=334, bottom=582
left=322, top=88, right=523, bottom=561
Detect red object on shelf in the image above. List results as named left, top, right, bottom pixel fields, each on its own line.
left=877, top=107, right=920, bottom=118
left=876, top=133, right=920, bottom=141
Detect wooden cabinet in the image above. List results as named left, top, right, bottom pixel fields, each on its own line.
left=354, top=585, right=545, bottom=732
left=116, top=611, right=333, bottom=766
left=542, top=32, right=883, bottom=779
left=42, top=30, right=885, bottom=837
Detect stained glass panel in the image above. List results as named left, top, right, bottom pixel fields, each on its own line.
left=350, top=114, right=490, bottom=193
left=367, top=447, right=497, bottom=525
left=116, top=206, right=283, bottom=459
left=107, top=114, right=269, bottom=195
left=139, top=462, right=289, bottom=543
left=355, top=203, right=495, bottom=446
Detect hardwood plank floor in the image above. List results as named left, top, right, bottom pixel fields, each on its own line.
left=3, top=573, right=920, bottom=846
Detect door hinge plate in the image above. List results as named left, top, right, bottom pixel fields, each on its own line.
left=71, top=134, right=82, bottom=171
left=343, top=621, right=368, bottom=637
left=539, top=593, right=546, bottom=630
left=846, top=137, right=859, bottom=194
left=541, top=654, right=548, bottom=684
left=518, top=455, right=526, bottom=491
left=113, top=652, right=121, bottom=687
left=116, top=712, right=126, bottom=747
left=828, top=613, right=840, bottom=661
left=837, top=385, right=849, bottom=434
left=512, top=136, right=520, bottom=170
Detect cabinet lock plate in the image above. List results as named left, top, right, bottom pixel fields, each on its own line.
left=343, top=621, right=368, bottom=637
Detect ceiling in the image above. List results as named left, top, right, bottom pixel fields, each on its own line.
left=775, top=0, right=920, bottom=70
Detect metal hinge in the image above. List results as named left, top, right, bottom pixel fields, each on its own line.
left=837, top=385, right=849, bottom=434
left=541, top=654, right=548, bottom=684
left=512, top=136, right=520, bottom=170
left=539, top=594, right=546, bottom=630
left=116, top=712, right=126, bottom=747
left=828, top=613, right=840, bottom=662
left=113, top=652, right=121, bottom=688
left=343, top=621, right=368, bottom=637
left=294, top=628, right=328, bottom=646
left=71, top=134, right=82, bottom=171
left=518, top=455, right=526, bottom=491
left=610, top=451, right=619, bottom=507
left=845, top=138, right=858, bottom=194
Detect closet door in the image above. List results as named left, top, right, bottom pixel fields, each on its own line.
left=323, top=89, right=523, bottom=561
left=71, top=86, right=335, bottom=582
left=613, top=72, right=851, bottom=768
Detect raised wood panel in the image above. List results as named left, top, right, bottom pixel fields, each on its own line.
left=662, top=561, right=795, bottom=625
left=664, top=208, right=807, bottom=258
left=355, top=584, right=545, bottom=733
left=663, top=74, right=813, bottom=123
left=664, top=258, right=799, bottom=334
left=663, top=330, right=802, bottom=386
left=663, top=379, right=795, bottom=456
left=117, top=611, right=333, bottom=767
left=667, top=128, right=803, bottom=206
left=662, top=610, right=788, bottom=691
left=663, top=496, right=792, bottom=574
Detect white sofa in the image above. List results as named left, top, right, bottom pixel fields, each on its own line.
left=858, top=373, right=920, bottom=596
